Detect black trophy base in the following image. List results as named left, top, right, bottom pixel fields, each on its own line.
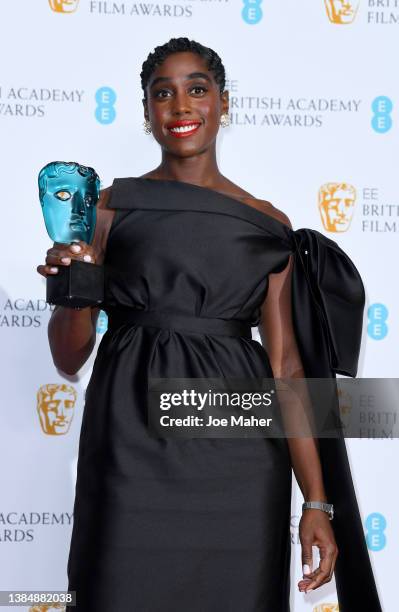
left=46, top=258, right=104, bottom=308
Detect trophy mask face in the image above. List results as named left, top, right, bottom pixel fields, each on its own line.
left=38, top=162, right=100, bottom=244
left=318, top=183, right=356, bottom=232
left=48, top=0, right=80, bottom=13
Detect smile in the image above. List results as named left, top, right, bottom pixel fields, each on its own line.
left=167, top=123, right=201, bottom=138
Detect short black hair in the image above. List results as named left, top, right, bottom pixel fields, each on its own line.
left=140, top=37, right=226, bottom=100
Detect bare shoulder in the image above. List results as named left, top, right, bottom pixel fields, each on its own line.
left=220, top=178, right=292, bottom=229
left=241, top=195, right=293, bottom=229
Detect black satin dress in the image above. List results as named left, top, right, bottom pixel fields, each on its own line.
left=66, top=177, right=382, bottom=612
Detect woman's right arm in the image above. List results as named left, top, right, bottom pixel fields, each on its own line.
left=46, top=304, right=100, bottom=376
left=37, top=187, right=113, bottom=375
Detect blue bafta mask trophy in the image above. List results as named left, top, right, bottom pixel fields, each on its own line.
left=38, top=161, right=104, bottom=308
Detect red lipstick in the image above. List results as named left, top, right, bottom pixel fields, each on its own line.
left=166, top=120, right=202, bottom=138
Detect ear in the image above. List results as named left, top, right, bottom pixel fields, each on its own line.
left=221, top=89, right=229, bottom=114
left=142, top=98, right=149, bottom=120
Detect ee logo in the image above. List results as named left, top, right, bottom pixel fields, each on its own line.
left=95, top=87, right=116, bottom=124
left=242, top=0, right=262, bottom=24
left=371, top=96, right=393, bottom=133
left=365, top=513, right=386, bottom=551
left=367, top=303, right=388, bottom=340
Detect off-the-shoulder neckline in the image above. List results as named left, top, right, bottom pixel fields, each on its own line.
left=131, top=176, right=293, bottom=234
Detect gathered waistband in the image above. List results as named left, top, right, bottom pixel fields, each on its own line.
left=106, top=307, right=253, bottom=339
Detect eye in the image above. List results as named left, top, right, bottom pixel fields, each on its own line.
left=154, top=85, right=208, bottom=98
left=55, top=190, right=72, bottom=201
left=154, top=89, right=172, bottom=99
left=190, top=85, right=208, bottom=95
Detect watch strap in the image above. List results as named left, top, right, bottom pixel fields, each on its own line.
left=302, top=501, right=334, bottom=520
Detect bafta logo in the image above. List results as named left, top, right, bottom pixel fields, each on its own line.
left=36, top=384, right=77, bottom=435
left=48, top=0, right=80, bottom=13
left=313, top=605, right=339, bottom=612
left=324, top=0, right=359, bottom=24
left=318, top=182, right=356, bottom=232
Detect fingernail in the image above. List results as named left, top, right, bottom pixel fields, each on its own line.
left=50, top=267, right=58, bottom=272
left=303, top=564, right=311, bottom=575
left=70, top=244, right=81, bottom=252
left=61, top=257, right=71, bottom=264
left=83, top=254, right=92, bottom=262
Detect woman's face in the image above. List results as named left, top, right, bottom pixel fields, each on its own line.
left=143, top=51, right=229, bottom=157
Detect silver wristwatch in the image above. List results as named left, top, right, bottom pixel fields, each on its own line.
left=302, top=501, right=334, bottom=520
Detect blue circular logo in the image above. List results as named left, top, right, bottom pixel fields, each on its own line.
left=365, top=513, right=386, bottom=551
left=371, top=96, right=393, bottom=133
left=367, top=303, right=388, bottom=340
left=242, top=0, right=263, bottom=24
left=95, top=87, right=117, bottom=124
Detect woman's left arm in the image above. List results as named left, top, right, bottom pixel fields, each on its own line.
left=258, top=248, right=339, bottom=594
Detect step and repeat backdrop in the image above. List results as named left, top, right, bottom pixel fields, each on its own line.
left=0, top=1, right=397, bottom=610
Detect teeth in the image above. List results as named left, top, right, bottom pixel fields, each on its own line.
left=169, top=124, right=199, bottom=133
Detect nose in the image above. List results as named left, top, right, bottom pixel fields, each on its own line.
left=71, top=191, right=85, bottom=217
left=171, top=88, right=192, bottom=116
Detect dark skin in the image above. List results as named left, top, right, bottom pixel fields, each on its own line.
left=37, top=50, right=338, bottom=594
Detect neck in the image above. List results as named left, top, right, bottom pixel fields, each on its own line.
left=151, top=149, right=223, bottom=187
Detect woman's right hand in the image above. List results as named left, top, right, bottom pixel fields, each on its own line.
left=36, top=240, right=97, bottom=278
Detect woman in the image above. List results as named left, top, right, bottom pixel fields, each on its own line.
left=37, top=38, right=381, bottom=611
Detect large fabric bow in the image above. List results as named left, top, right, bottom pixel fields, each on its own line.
left=291, top=228, right=365, bottom=378
left=289, top=228, right=382, bottom=611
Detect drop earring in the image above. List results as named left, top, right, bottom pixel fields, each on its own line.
left=143, top=119, right=152, bottom=134
left=220, top=113, right=230, bottom=128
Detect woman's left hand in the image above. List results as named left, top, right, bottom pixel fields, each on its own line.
left=297, top=509, right=339, bottom=594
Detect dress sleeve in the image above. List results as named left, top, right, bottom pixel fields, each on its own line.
left=258, top=227, right=365, bottom=379
left=257, top=227, right=382, bottom=611
left=290, top=228, right=365, bottom=378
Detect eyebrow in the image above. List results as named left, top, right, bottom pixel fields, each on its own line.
left=149, top=72, right=213, bottom=89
